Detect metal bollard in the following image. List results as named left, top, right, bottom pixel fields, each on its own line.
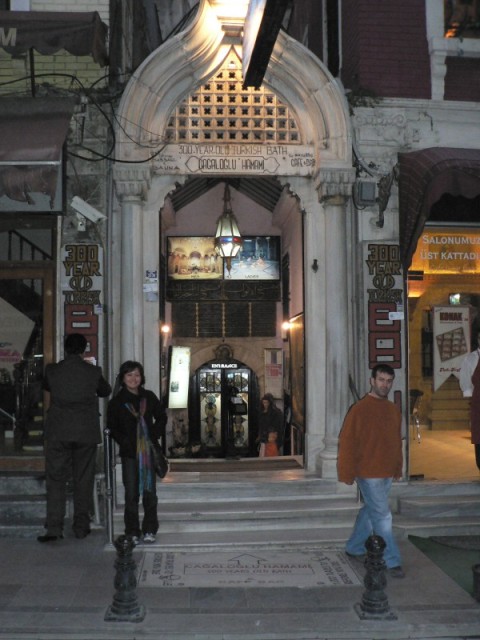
left=472, top=564, right=480, bottom=602
left=354, top=534, right=397, bottom=620
left=105, top=535, right=145, bottom=622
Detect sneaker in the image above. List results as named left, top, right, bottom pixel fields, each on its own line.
left=387, top=566, right=405, bottom=578
left=128, top=535, right=139, bottom=546
left=143, top=532, right=156, bottom=543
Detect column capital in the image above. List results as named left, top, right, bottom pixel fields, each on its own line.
left=316, top=168, right=356, bottom=202
left=113, top=165, right=152, bottom=201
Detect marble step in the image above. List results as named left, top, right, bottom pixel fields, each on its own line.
left=151, top=476, right=339, bottom=501
left=398, top=494, right=480, bottom=518
left=394, top=515, right=480, bottom=539
left=0, top=494, right=47, bottom=521
left=125, top=525, right=353, bottom=552
left=129, top=497, right=361, bottom=534
left=0, top=471, right=45, bottom=495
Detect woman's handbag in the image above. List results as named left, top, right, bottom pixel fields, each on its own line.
left=150, top=441, right=170, bottom=479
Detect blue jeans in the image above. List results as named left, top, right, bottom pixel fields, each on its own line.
left=345, top=477, right=402, bottom=569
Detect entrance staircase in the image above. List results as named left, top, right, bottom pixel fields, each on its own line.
left=1, top=460, right=480, bottom=546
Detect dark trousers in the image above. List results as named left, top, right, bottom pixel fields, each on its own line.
left=121, top=457, right=158, bottom=537
left=45, top=440, right=97, bottom=536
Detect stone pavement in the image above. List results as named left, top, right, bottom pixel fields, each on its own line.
left=0, top=530, right=479, bottom=640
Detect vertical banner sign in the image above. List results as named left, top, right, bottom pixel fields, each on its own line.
left=61, top=244, right=103, bottom=364
left=168, top=346, right=191, bottom=409
left=432, top=306, right=470, bottom=392
left=264, top=348, right=283, bottom=399
left=363, top=243, right=405, bottom=412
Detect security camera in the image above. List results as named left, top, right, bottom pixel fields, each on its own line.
left=71, top=196, right=107, bottom=223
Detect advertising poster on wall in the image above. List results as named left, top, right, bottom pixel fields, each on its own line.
left=168, top=346, right=191, bottom=409
left=61, top=244, right=104, bottom=366
left=264, top=348, right=283, bottom=399
left=433, top=306, right=470, bottom=391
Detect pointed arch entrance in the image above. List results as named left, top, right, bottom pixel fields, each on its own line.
left=112, top=0, right=355, bottom=476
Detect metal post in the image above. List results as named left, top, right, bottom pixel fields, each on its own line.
left=354, top=534, right=397, bottom=620
left=103, top=427, right=115, bottom=546
left=472, top=564, right=480, bottom=602
left=105, top=535, right=145, bottom=622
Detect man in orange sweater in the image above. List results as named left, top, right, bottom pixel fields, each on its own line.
left=337, top=363, right=404, bottom=578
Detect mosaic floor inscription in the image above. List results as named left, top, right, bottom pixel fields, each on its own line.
left=137, top=549, right=362, bottom=588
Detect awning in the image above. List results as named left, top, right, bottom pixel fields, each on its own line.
left=0, top=11, right=108, bottom=66
left=398, top=147, right=480, bottom=269
left=0, top=98, right=74, bottom=210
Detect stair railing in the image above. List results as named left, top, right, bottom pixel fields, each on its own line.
left=0, top=407, right=15, bottom=428
left=7, top=230, right=52, bottom=293
left=103, top=428, right=115, bottom=546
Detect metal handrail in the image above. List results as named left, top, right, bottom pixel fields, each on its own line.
left=0, top=407, right=15, bottom=427
left=103, top=428, right=115, bottom=546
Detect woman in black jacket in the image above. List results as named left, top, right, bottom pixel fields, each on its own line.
left=107, top=360, right=165, bottom=544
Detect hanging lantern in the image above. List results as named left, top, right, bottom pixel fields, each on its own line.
left=214, top=184, right=243, bottom=277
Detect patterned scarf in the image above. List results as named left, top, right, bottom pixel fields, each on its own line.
left=125, top=397, right=154, bottom=494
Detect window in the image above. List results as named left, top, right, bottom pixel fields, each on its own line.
left=444, top=0, right=480, bottom=38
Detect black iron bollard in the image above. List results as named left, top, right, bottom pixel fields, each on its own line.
left=105, top=535, right=145, bottom=622
left=354, top=534, right=397, bottom=620
left=472, top=564, right=480, bottom=602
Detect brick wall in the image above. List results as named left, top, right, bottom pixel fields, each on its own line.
left=32, top=0, right=109, bottom=22
left=341, top=0, right=431, bottom=99
left=340, top=0, right=360, bottom=92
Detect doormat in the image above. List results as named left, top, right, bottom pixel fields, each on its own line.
left=169, top=458, right=303, bottom=473
left=137, top=549, right=362, bottom=588
left=409, top=535, right=476, bottom=596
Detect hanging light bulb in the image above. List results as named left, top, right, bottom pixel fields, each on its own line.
left=214, top=183, right=243, bottom=277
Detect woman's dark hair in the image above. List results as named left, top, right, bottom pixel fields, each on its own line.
left=118, top=360, right=146, bottom=387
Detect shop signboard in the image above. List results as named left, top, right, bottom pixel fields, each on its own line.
left=60, top=243, right=104, bottom=365
left=153, top=143, right=315, bottom=177
left=432, top=306, right=470, bottom=391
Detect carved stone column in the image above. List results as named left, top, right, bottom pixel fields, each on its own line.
left=114, top=167, right=151, bottom=365
left=316, top=169, right=355, bottom=478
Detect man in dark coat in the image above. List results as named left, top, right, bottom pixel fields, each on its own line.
left=37, top=333, right=111, bottom=542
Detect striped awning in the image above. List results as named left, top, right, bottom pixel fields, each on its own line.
left=399, top=147, right=480, bottom=268
left=0, top=10, right=108, bottom=66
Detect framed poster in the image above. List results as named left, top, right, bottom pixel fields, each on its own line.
left=168, top=346, right=191, bottom=408
left=167, top=237, right=222, bottom=280
left=432, top=306, right=470, bottom=391
left=264, top=348, right=283, bottom=399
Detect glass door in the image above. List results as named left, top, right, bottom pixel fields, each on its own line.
left=193, top=363, right=254, bottom=458
left=0, top=267, right=54, bottom=453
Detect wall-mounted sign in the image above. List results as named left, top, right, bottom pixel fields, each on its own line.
left=168, top=346, right=191, bottom=409
left=61, top=243, right=103, bottom=364
left=153, top=144, right=315, bottom=177
left=432, top=306, right=470, bottom=392
left=411, top=228, right=480, bottom=274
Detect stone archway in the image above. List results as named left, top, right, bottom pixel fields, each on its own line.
left=111, top=0, right=355, bottom=474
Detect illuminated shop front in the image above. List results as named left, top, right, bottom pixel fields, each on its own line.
left=408, top=226, right=480, bottom=479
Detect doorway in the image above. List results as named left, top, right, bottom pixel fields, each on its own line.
left=0, top=266, right=54, bottom=456
left=188, top=359, right=260, bottom=458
